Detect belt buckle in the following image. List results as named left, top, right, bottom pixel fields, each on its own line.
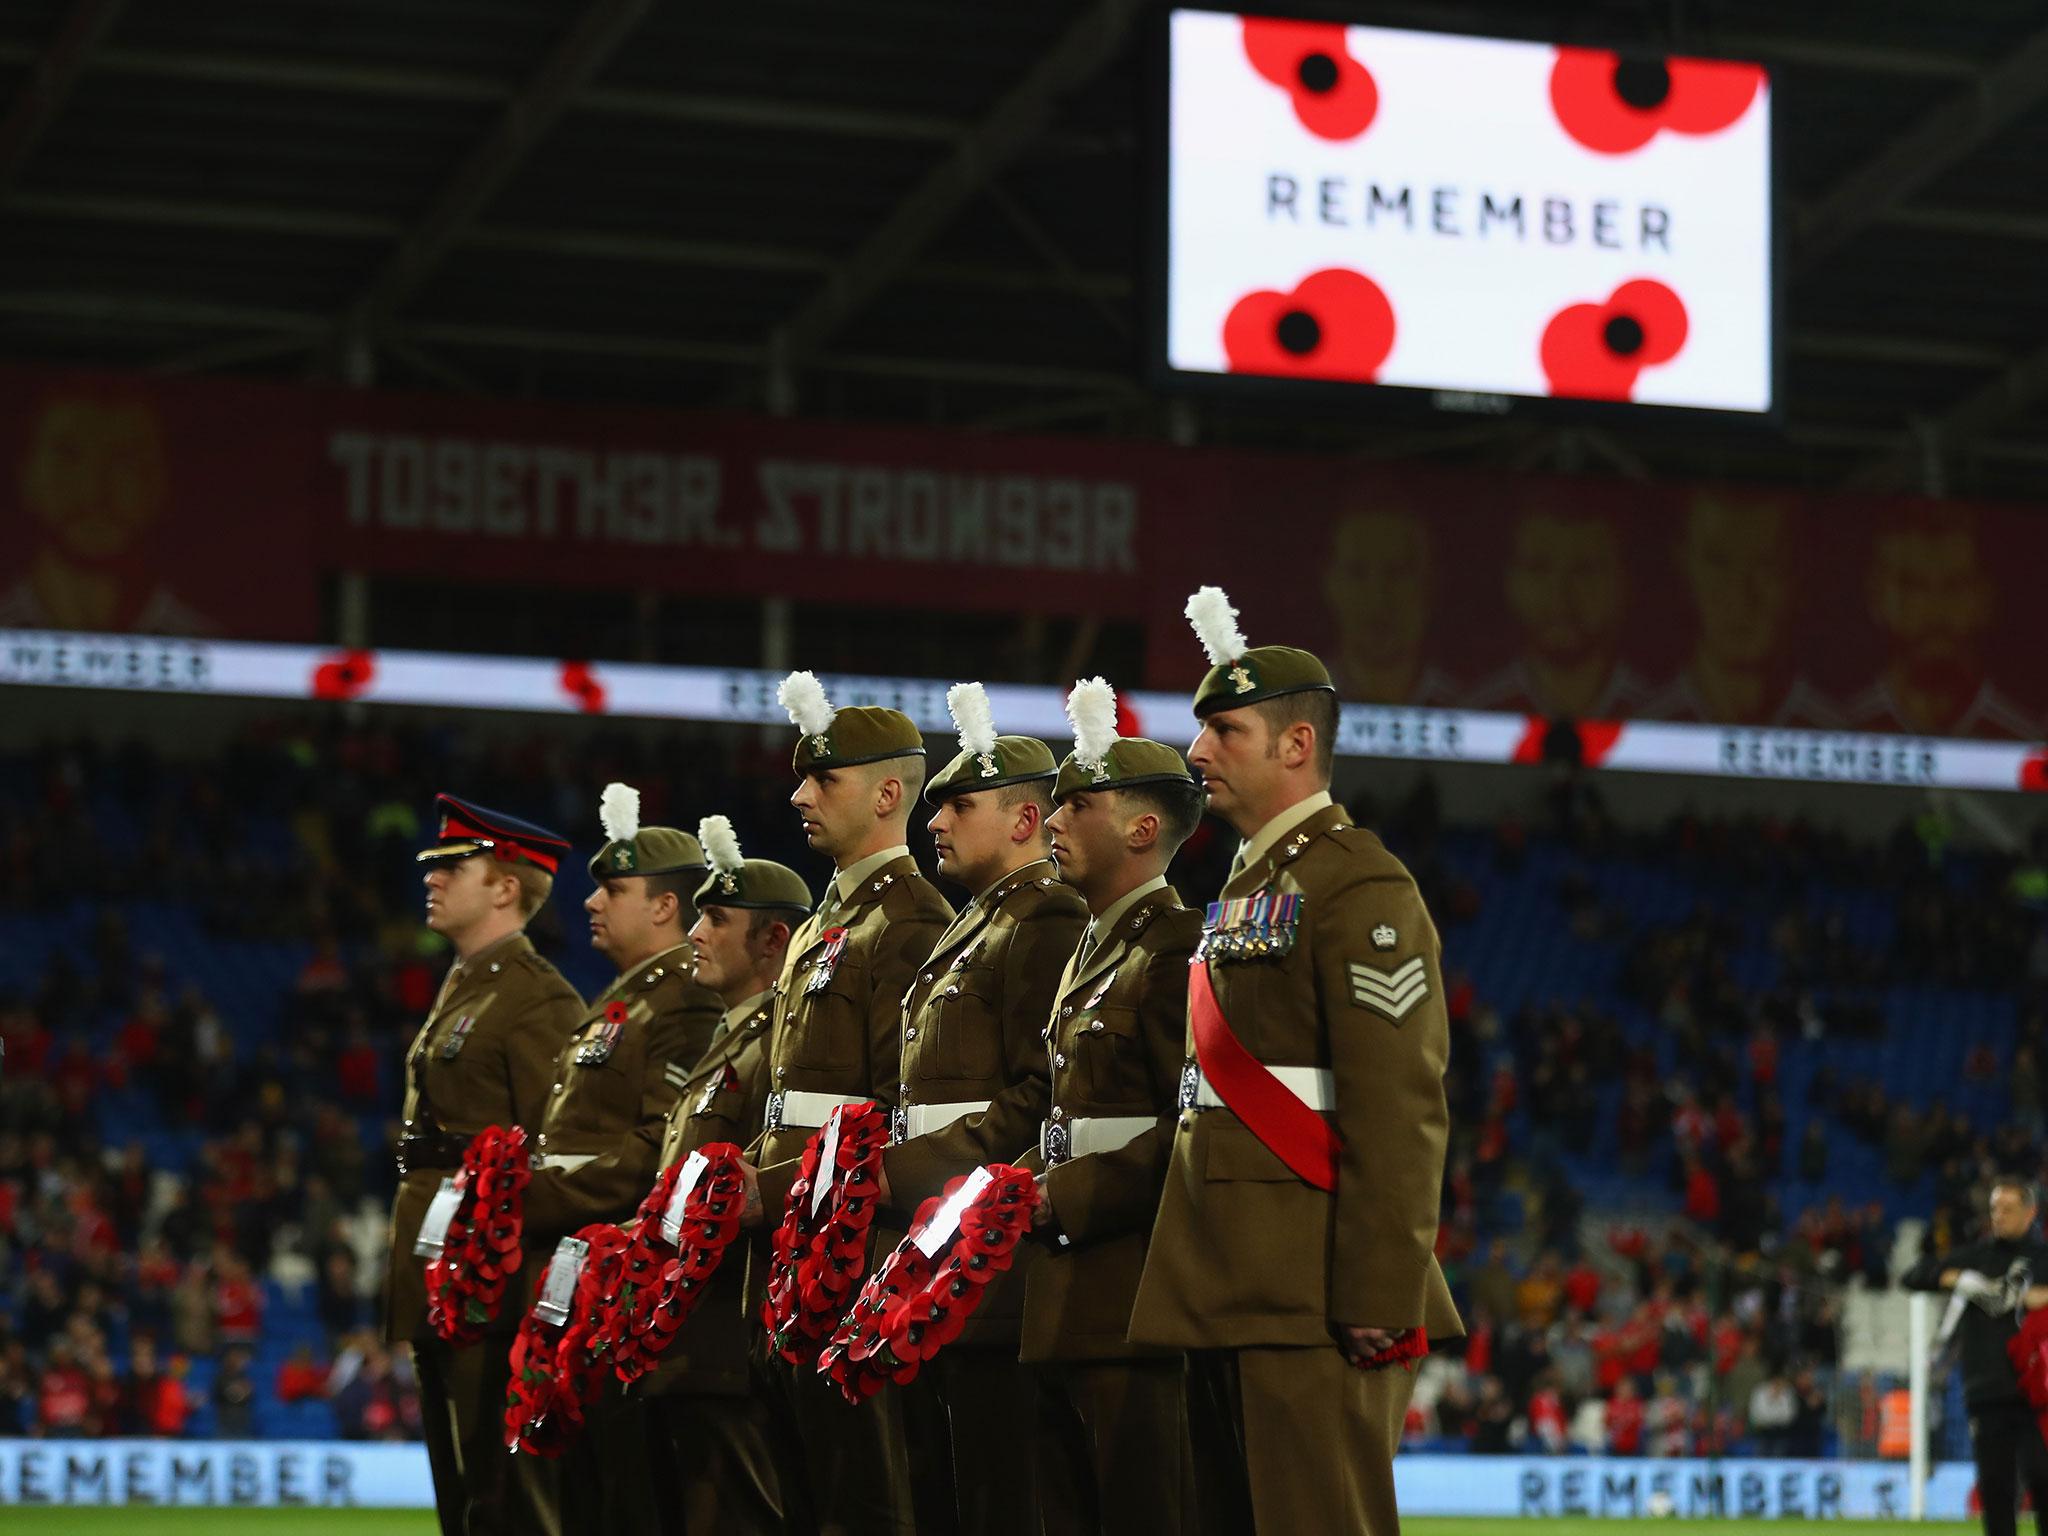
left=890, top=1104, right=910, bottom=1146
left=763, top=1091, right=785, bottom=1134
left=1177, top=1060, right=1200, bottom=1112
left=1042, top=1120, right=1070, bottom=1167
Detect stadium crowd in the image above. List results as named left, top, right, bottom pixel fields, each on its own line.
left=2, top=725, right=2045, bottom=1448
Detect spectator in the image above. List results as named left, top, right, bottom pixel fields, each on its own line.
left=1749, top=1371, right=1799, bottom=1456
left=213, top=1346, right=256, bottom=1438
left=38, top=1339, right=92, bottom=1435
left=119, top=1337, right=189, bottom=1437
left=1473, top=1376, right=1515, bottom=1454
left=1607, top=1378, right=1645, bottom=1455
left=277, top=1343, right=327, bottom=1405
left=1516, top=1252, right=1566, bottom=1331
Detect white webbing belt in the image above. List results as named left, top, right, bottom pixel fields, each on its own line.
left=1066, top=1115, right=1154, bottom=1159
left=903, top=1099, right=990, bottom=1138
left=1191, top=1064, right=1335, bottom=1113
left=769, top=1089, right=866, bottom=1132
left=536, top=1152, right=597, bottom=1172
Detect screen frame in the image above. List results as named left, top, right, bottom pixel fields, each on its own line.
left=1142, top=3, right=1786, bottom=430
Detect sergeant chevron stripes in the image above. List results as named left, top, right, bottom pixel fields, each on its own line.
left=663, top=1062, right=689, bottom=1089
left=1348, top=956, right=1428, bottom=1021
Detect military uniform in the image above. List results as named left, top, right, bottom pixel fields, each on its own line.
left=1015, top=729, right=1207, bottom=1536
left=882, top=723, right=1087, bottom=1536
left=750, top=696, right=952, bottom=1536
left=384, top=796, right=583, bottom=1536
left=522, top=816, right=724, bottom=1536
left=637, top=847, right=812, bottom=1536
left=1126, top=636, right=1463, bottom=1536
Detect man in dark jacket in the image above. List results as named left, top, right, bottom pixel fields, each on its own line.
left=1904, top=1178, right=2048, bottom=1536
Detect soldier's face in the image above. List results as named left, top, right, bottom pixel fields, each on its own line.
left=1991, top=1186, right=2036, bottom=1240
left=422, top=856, right=501, bottom=938
left=791, top=768, right=865, bottom=858
left=1046, top=792, right=1116, bottom=889
left=926, top=792, right=1009, bottom=890
left=687, top=905, right=747, bottom=995
left=1187, top=707, right=1278, bottom=828
left=586, top=876, right=656, bottom=965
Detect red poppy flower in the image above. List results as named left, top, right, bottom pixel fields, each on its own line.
left=1550, top=49, right=1763, bottom=155
left=1223, top=269, right=1395, bottom=383
left=603, top=1001, right=628, bottom=1026
left=311, top=649, right=374, bottom=701
left=1539, top=279, right=1688, bottom=401
left=1242, top=18, right=1377, bottom=141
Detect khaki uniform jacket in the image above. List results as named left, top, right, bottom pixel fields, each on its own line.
left=517, top=942, right=723, bottom=1294
left=877, top=857, right=1087, bottom=1344
left=750, top=854, right=953, bottom=1262
left=639, top=994, right=776, bottom=1399
left=1127, top=804, right=1462, bottom=1352
left=383, top=933, right=583, bottom=1343
left=1017, top=886, right=1200, bottom=1364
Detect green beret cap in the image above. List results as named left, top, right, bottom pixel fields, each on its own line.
left=588, top=825, right=705, bottom=880
left=1054, top=737, right=1195, bottom=803
left=925, top=734, right=1059, bottom=805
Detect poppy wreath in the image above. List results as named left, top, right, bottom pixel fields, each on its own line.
left=816, top=1164, right=1037, bottom=1405
left=1222, top=268, right=1395, bottom=383
left=1351, top=1328, right=1430, bottom=1374
left=760, top=1102, right=889, bottom=1365
left=1549, top=48, right=1764, bottom=155
left=424, top=1124, right=531, bottom=1345
left=603, top=1141, right=748, bottom=1385
left=1539, top=278, right=1688, bottom=401
left=503, top=1221, right=630, bottom=1458
left=1241, top=17, right=1378, bottom=142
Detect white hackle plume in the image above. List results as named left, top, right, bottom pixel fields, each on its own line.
left=946, top=681, right=998, bottom=759
left=1065, top=677, right=1119, bottom=773
left=778, top=670, right=835, bottom=736
left=599, top=782, right=640, bottom=843
left=699, top=814, right=743, bottom=876
left=1185, top=585, right=1249, bottom=666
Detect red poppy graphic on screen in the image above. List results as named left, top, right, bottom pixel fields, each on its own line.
left=1550, top=49, right=1763, bottom=154
left=1242, top=18, right=1378, bottom=141
left=312, top=649, right=374, bottom=700
left=1539, top=279, right=1688, bottom=400
left=560, top=660, right=606, bottom=714
left=1223, top=269, right=1395, bottom=383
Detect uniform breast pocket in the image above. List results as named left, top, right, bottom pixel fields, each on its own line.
left=1071, top=1003, right=1145, bottom=1106
left=784, top=956, right=868, bottom=1074
left=931, top=967, right=1003, bottom=1081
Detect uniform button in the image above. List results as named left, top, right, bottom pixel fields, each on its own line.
left=1054, top=1053, right=1067, bottom=1068
left=1061, top=1005, right=1074, bottom=1019
left=552, top=1082, right=563, bottom=1094
left=1089, top=1021, right=1104, bottom=1033
left=899, top=1082, right=910, bottom=1097
left=905, top=1027, right=918, bottom=1041
left=1179, top=1112, right=1195, bottom=1131
left=921, top=972, right=933, bottom=984
left=944, top=985, right=959, bottom=998
left=1051, top=1106, right=1065, bottom=1122
left=490, top=963, right=501, bottom=974
left=777, top=1067, right=788, bottom=1080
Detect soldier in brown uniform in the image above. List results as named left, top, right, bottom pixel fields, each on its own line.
left=739, top=670, right=953, bottom=1536
left=520, top=784, right=724, bottom=1536
left=1128, top=588, right=1463, bottom=1536
left=638, top=816, right=812, bottom=1536
left=385, top=795, right=583, bottom=1536
left=869, top=682, right=1088, bottom=1536
left=1018, top=680, right=1206, bottom=1536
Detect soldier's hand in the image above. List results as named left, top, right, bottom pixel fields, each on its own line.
left=1340, top=1324, right=1399, bottom=1360
left=737, top=1161, right=764, bottom=1228
left=872, top=1161, right=892, bottom=1207
left=1030, top=1177, right=1053, bottom=1229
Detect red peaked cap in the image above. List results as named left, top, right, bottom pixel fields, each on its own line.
left=417, top=793, right=571, bottom=874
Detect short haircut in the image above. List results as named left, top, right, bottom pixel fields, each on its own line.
left=870, top=752, right=927, bottom=803
left=507, top=861, right=553, bottom=920
left=1114, top=778, right=1206, bottom=851
left=998, top=778, right=1055, bottom=820
left=638, top=871, right=700, bottom=928
left=746, top=907, right=804, bottom=940
left=1252, top=689, right=1337, bottom=780
left=1993, top=1175, right=2038, bottom=1206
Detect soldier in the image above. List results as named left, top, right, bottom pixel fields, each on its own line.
left=385, top=794, right=583, bottom=1536
left=1019, top=679, right=1206, bottom=1536
left=1127, top=588, right=1464, bottom=1536
left=521, top=783, right=724, bottom=1536
left=740, top=670, right=953, bottom=1536
left=638, top=816, right=812, bottom=1536
left=872, top=682, right=1088, bottom=1536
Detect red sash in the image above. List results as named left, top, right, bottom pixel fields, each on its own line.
left=1188, top=959, right=1341, bottom=1192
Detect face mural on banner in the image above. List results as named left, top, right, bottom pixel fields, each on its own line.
left=1163, top=11, right=1773, bottom=413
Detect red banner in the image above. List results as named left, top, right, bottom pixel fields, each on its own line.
left=2, top=364, right=2041, bottom=741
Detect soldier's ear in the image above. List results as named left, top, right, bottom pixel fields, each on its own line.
left=1125, top=810, right=1161, bottom=855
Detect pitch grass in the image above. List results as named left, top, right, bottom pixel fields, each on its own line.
left=0, top=1517, right=1990, bottom=1535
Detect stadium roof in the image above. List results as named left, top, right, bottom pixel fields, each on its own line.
left=6, top=0, right=2048, bottom=501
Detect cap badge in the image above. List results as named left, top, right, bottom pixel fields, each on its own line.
left=976, top=752, right=999, bottom=778
left=718, top=872, right=738, bottom=895
left=1228, top=664, right=1255, bottom=694
left=811, top=733, right=832, bottom=757
left=611, top=845, right=634, bottom=871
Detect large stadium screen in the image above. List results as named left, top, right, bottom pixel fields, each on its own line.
left=1157, top=9, right=1775, bottom=415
